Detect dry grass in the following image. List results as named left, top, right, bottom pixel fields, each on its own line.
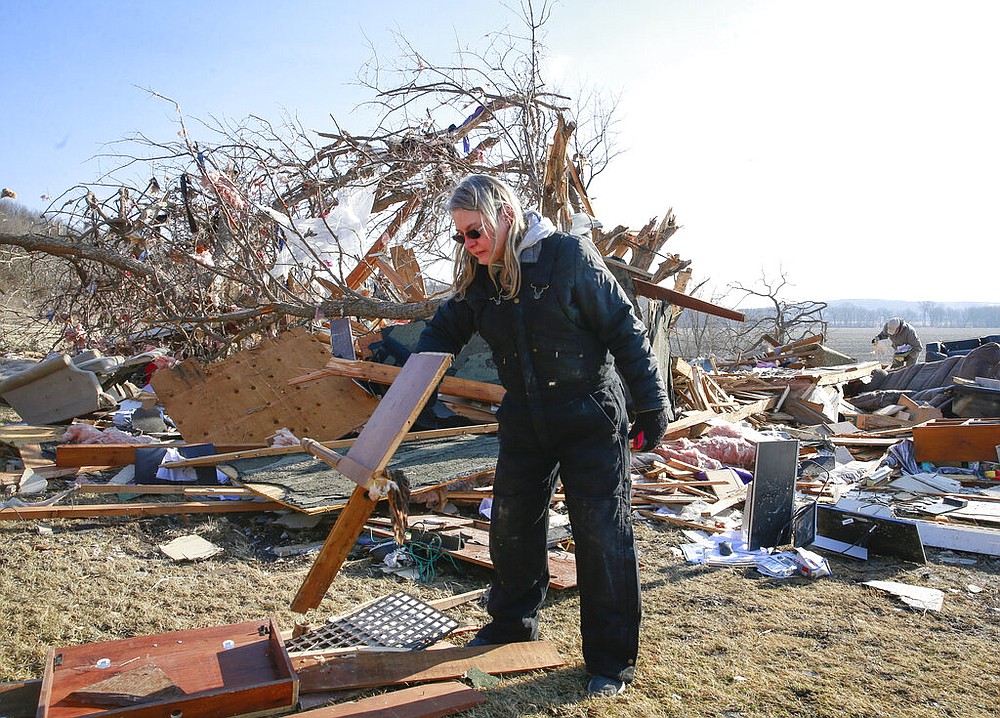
left=2, top=397, right=998, bottom=717
left=1, top=476, right=998, bottom=718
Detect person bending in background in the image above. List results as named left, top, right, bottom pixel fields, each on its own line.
left=415, top=174, right=670, bottom=698
left=873, top=316, right=923, bottom=367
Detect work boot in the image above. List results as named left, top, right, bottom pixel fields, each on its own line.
left=586, top=675, right=626, bottom=697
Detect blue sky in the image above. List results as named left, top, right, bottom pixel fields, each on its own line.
left=3, top=1, right=999, bottom=304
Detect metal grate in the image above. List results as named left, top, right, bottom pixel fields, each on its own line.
left=284, top=592, right=459, bottom=653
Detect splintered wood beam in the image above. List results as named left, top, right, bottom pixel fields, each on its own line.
left=290, top=352, right=452, bottom=613
left=425, top=588, right=488, bottom=611
left=344, top=196, right=419, bottom=290
left=290, top=485, right=377, bottom=613
left=632, top=278, right=746, bottom=321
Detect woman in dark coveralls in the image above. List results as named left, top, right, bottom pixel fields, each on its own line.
left=415, top=174, right=670, bottom=697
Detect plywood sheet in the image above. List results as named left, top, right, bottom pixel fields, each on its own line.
left=151, top=329, right=378, bottom=444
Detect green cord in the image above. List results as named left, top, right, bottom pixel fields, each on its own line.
left=405, top=535, right=461, bottom=583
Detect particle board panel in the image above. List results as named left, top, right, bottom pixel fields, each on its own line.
left=37, top=619, right=297, bottom=718
left=150, top=329, right=378, bottom=444
left=292, top=641, right=565, bottom=693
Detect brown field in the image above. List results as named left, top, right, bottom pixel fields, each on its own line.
left=824, top=326, right=1000, bottom=363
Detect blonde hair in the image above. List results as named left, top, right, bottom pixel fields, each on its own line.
left=448, top=175, right=527, bottom=299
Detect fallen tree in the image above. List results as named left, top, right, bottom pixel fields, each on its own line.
left=0, top=2, right=687, bottom=361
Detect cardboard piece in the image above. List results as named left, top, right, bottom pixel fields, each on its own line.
left=158, top=535, right=223, bottom=561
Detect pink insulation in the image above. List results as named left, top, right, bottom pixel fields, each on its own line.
left=652, top=423, right=759, bottom=470
left=61, top=424, right=158, bottom=444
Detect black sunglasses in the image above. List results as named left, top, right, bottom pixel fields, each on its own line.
left=452, top=226, right=483, bottom=244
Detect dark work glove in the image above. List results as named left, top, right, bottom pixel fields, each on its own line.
left=628, top=408, right=669, bottom=451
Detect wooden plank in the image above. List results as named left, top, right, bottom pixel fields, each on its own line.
left=291, top=353, right=453, bottom=612
left=660, top=397, right=775, bottom=441
left=150, top=328, right=379, bottom=444
left=72, top=484, right=255, bottom=497
left=290, top=357, right=506, bottom=406
left=340, top=353, right=453, bottom=480
left=0, top=499, right=283, bottom=521
left=390, top=244, right=427, bottom=302
left=55, top=443, right=260, bottom=468
left=827, top=436, right=901, bottom=448
left=638, top=509, right=728, bottom=533
left=912, top=420, right=1000, bottom=462
left=293, top=681, right=484, bottom=718
left=632, top=278, right=746, bottom=321
left=344, top=197, right=419, bottom=289
left=291, top=487, right=376, bottom=613
left=293, top=641, right=564, bottom=693
left=661, top=410, right=719, bottom=440
left=425, top=589, right=488, bottom=612
left=806, top=362, right=881, bottom=387
left=781, top=397, right=831, bottom=426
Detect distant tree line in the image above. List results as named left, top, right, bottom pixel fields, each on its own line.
left=819, top=302, right=1000, bottom=328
